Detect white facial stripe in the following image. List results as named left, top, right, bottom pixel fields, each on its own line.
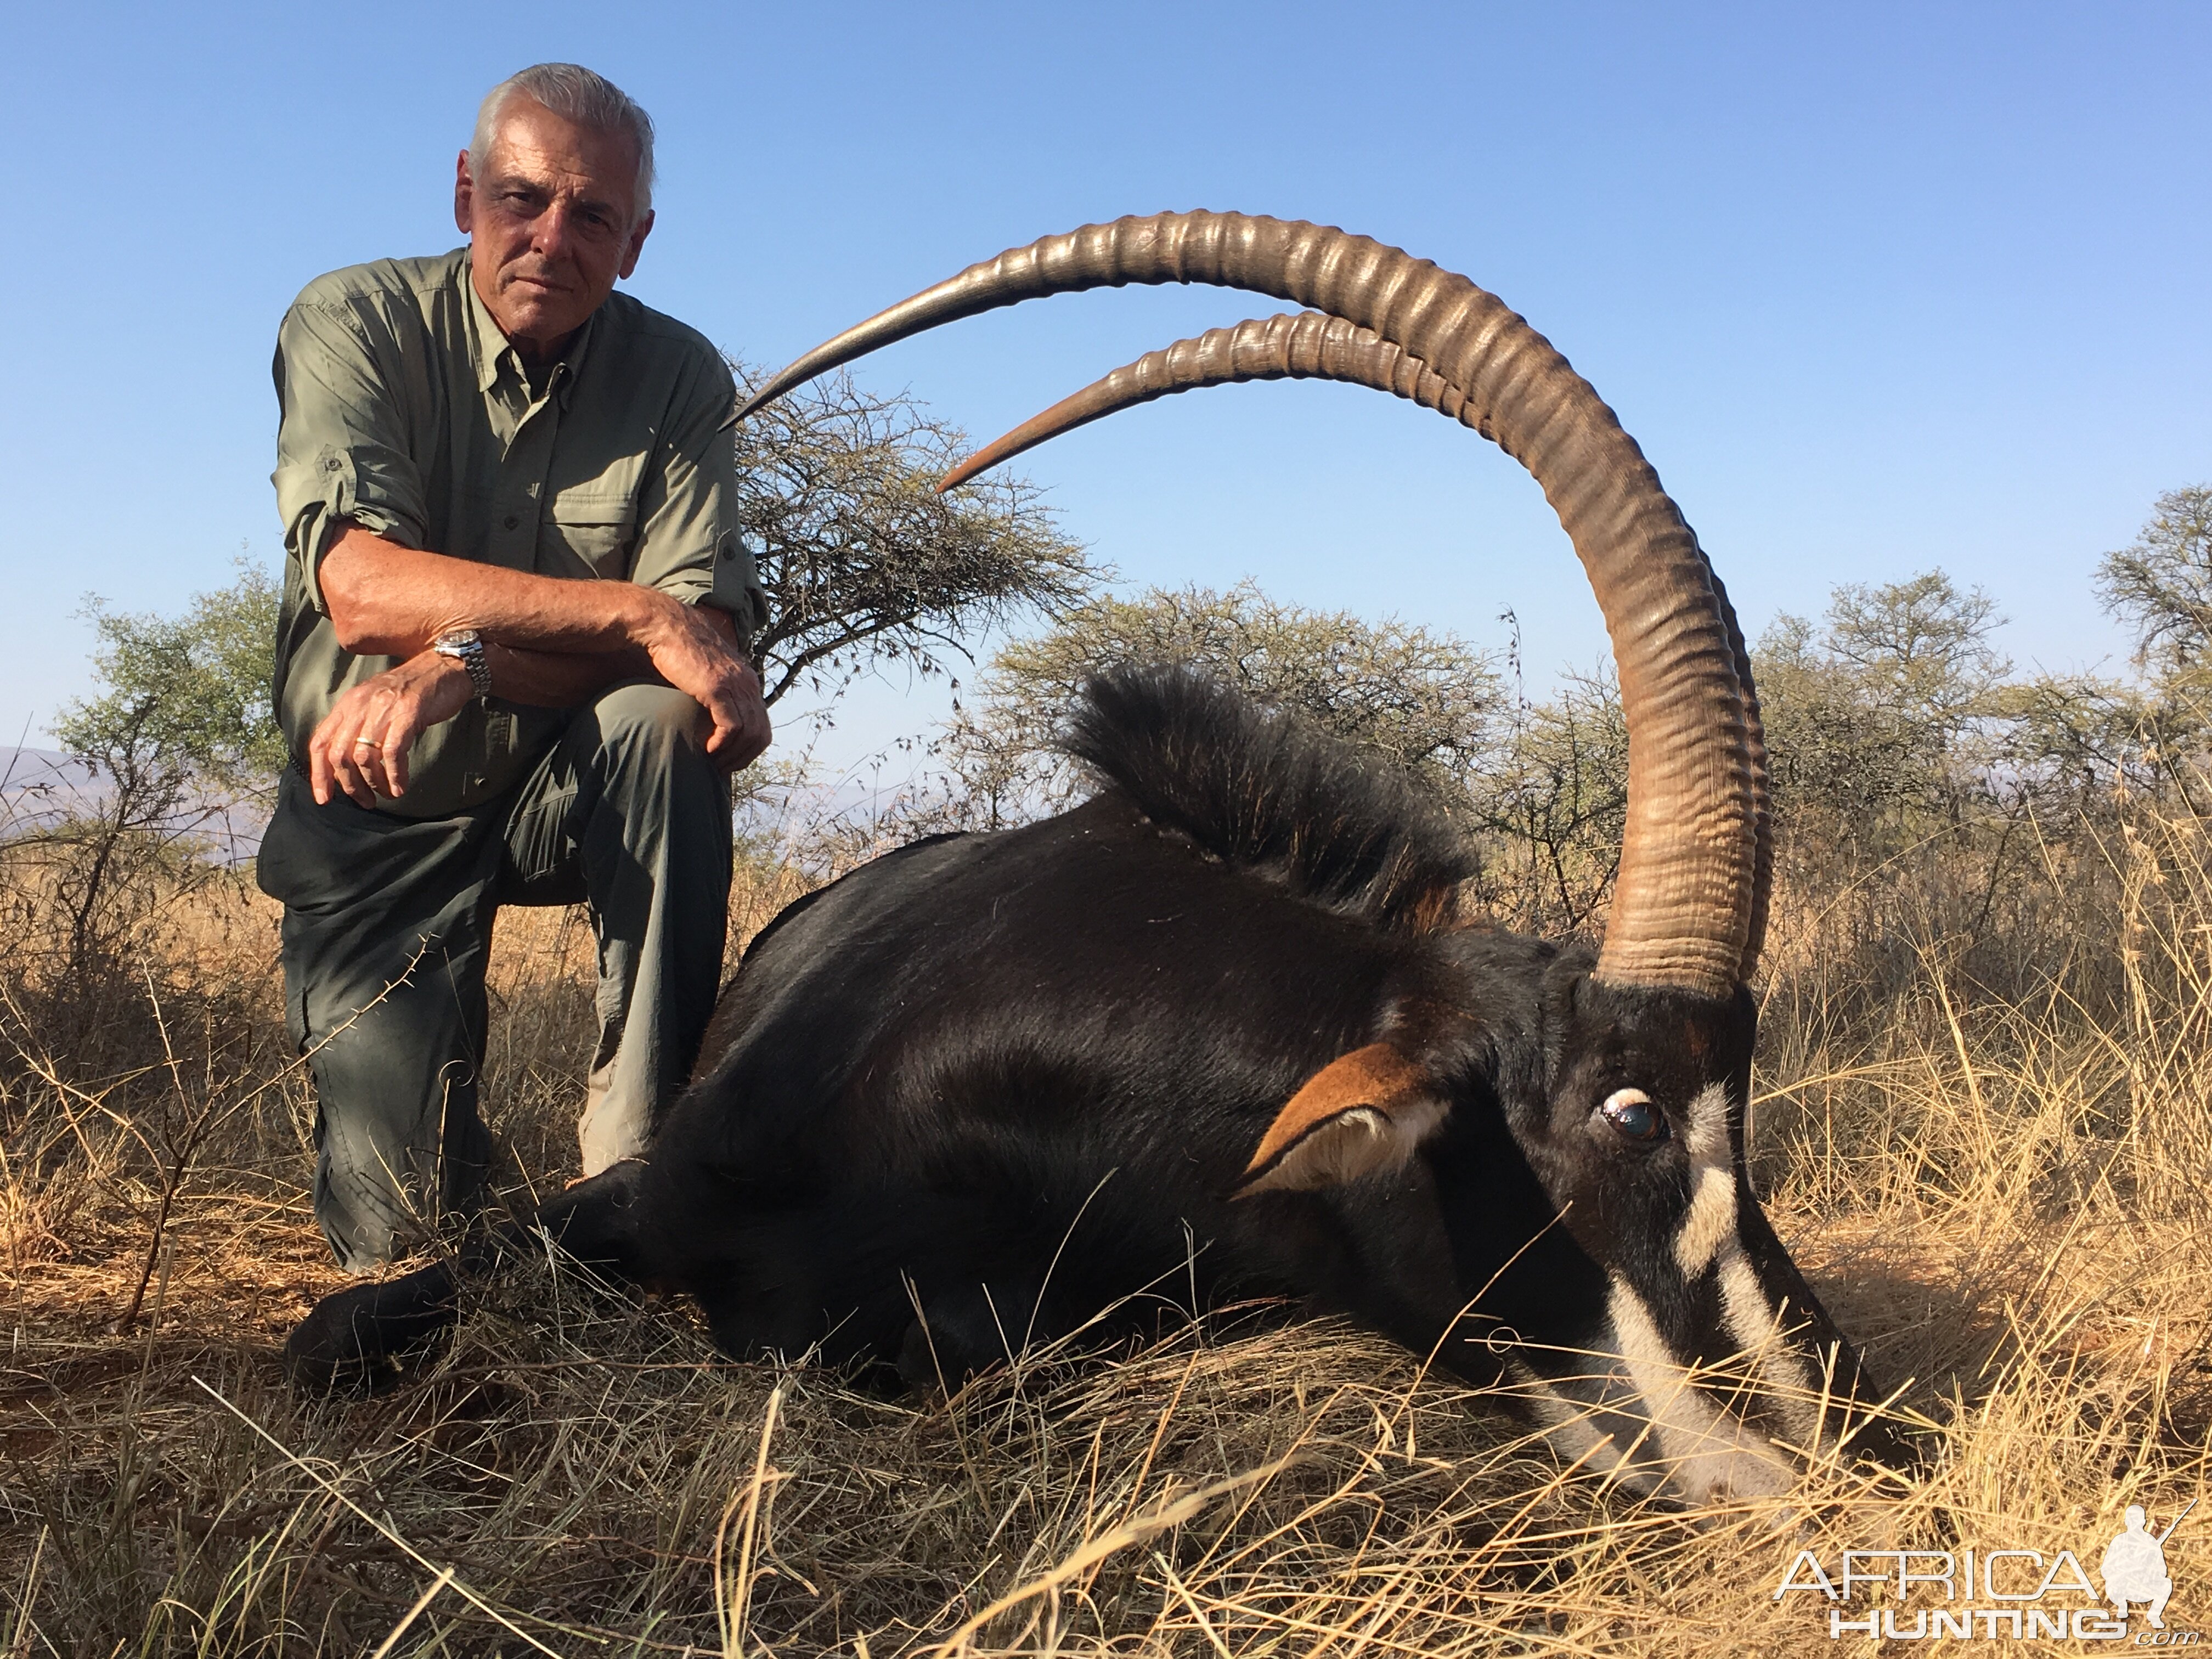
left=1716, top=1240, right=1823, bottom=1446
left=1672, top=1082, right=1738, bottom=1278
left=1508, top=1352, right=1691, bottom=1499
left=1673, top=1168, right=1737, bottom=1278
left=1604, top=1275, right=1797, bottom=1503
left=1509, top=1360, right=1637, bottom=1480
left=1680, top=1081, right=1732, bottom=1165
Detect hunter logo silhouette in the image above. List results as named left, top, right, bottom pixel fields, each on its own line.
left=2102, top=1499, right=2191, bottom=1630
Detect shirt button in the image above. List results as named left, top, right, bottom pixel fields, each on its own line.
left=324, top=457, right=341, bottom=472
left=467, top=773, right=486, bottom=790
left=504, top=514, right=520, bottom=529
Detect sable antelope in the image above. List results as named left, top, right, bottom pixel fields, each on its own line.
left=289, top=214, right=1903, bottom=1500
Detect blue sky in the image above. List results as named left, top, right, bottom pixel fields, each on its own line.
left=3, top=1, right=2206, bottom=777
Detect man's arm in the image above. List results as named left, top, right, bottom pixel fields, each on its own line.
left=309, top=525, right=765, bottom=806
left=486, top=606, right=744, bottom=707
left=322, top=523, right=716, bottom=658
left=482, top=640, right=656, bottom=708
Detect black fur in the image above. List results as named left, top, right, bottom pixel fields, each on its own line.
left=283, top=1257, right=465, bottom=1394
left=1064, top=664, right=1474, bottom=934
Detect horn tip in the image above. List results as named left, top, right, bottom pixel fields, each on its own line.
left=737, top=360, right=825, bottom=424
left=734, top=385, right=786, bottom=424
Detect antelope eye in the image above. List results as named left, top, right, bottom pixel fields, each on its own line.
left=1599, top=1088, right=1667, bottom=1143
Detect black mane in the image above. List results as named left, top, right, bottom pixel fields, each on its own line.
left=1062, top=664, right=1475, bottom=935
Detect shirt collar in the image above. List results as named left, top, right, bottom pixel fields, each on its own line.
left=554, top=306, right=598, bottom=409
left=461, top=248, right=601, bottom=407
left=463, top=255, right=511, bottom=396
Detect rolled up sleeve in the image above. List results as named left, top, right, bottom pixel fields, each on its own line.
left=629, top=352, right=768, bottom=651
left=270, top=299, right=431, bottom=612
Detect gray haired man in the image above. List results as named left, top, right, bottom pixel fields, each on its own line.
left=259, top=64, right=770, bottom=1268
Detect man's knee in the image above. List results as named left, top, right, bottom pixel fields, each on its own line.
left=587, top=681, right=712, bottom=768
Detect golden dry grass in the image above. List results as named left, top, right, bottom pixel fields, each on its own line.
left=3, top=816, right=2209, bottom=1655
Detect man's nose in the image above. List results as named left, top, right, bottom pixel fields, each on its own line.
left=532, top=203, right=580, bottom=261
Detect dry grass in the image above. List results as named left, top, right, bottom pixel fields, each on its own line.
left=3, top=812, right=2210, bottom=1655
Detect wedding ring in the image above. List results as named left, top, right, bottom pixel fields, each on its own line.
left=353, top=739, right=382, bottom=749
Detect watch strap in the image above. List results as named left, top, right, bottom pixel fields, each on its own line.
left=432, top=630, right=494, bottom=701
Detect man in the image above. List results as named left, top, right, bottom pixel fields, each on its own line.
left=259, top=63, right=770, bottom=1270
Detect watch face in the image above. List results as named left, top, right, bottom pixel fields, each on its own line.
left=430, top=632, right=490, bottom=696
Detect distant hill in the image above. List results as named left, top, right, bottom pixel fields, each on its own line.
left=0, top=747, right=104, bottom=827
left=1, top=746, right=268, bottom=861
left=0, top=748, right=916, bottom=868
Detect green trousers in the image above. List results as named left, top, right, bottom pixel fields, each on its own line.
left=257, top=681, right=732, bottom=1270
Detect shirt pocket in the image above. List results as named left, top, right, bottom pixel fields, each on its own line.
left=542, top=479, right=642, bottom=580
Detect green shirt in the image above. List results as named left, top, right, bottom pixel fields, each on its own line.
left=270, top=247, right=766, bottom=819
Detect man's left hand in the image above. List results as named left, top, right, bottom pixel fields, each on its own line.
left=633, top=597, right=771, bottom=774
left=307, top=651, right=473, bottom=805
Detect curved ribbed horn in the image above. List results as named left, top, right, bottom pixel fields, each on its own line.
left=935, top=310, right=1772, bottom=980
left=743, top=212, right=1756, bottom=995
left=1710, top=570, right=1770, bottom=980
left=936, top=312, right=1460, bottom=490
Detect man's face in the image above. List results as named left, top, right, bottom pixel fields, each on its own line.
left=454, top=97, right=653, bottom=362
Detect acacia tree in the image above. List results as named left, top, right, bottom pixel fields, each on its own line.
left=1466, top=657, right=1629, bottom=936
left=2090, top=486, right=2212, bottom=799
left=2097, top=485, right=2212, bottom=691
left=926, top=582, right=1503, bottom=829
left=732, top=364, right=1093, bottom=709
left=55, top=561, right=289, bottom=799
left=38, top=565, right=281, bottom=972
left=1753, top=571, right=2012, bottom=851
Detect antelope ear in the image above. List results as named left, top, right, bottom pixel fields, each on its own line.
left=1233, top=1044, right=1449, bottom=1197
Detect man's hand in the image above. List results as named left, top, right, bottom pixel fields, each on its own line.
left=630, top=593, right=772, bottom=773
left=307, top=651, right=473, bottom=805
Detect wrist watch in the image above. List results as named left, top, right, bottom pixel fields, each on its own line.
left=432, top=629, right=493, bottom=701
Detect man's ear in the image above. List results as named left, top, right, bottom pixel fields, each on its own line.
left=1233, top=1045, right=1448, bottom=1197
left=454, top=149, right=475, bottom=235
left=618, top=210, right=655, bottom=280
